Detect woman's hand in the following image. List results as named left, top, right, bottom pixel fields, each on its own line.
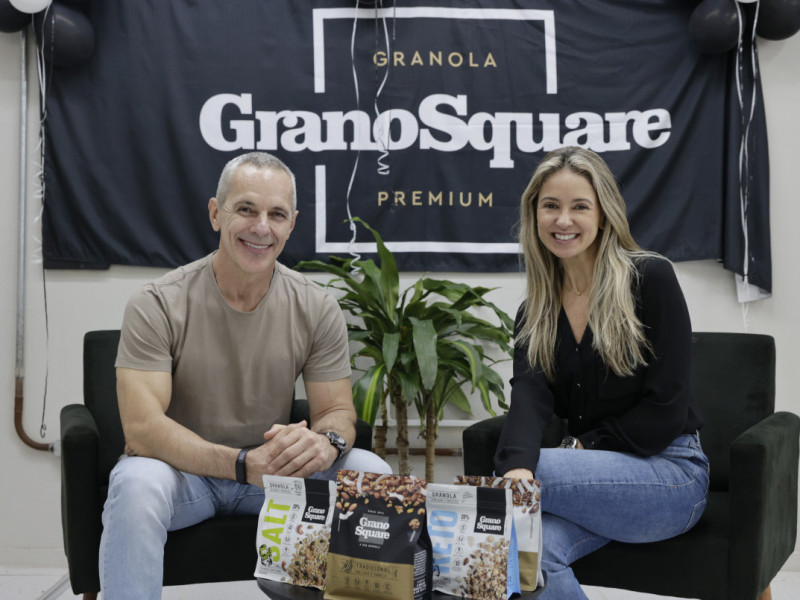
left=502, top=468, right=535, bottom=480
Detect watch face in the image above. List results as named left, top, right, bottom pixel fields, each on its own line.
left=324, top=431, right=346, bottom=454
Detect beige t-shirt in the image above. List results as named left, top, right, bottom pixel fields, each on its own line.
left=116, top=253, right=351, bottom=448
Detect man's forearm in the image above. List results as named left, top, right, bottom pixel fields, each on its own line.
left=310, top=408, right=356, bottom=451
left=118, top=367, right=243, bottom=481
left=124, top=413, right=240, bottom=480
left=305, top=378, right=358, bottom=450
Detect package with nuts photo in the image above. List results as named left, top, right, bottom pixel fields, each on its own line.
left=456, top=476, right=543, bottom=592
left=325, top=471, right=433, bottom=600
left=254, top=475, right=335, bottom=590
left=427, top=482, right=519, bottom=600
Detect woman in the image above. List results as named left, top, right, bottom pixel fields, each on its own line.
left=495, top=147, right=709, bottom=599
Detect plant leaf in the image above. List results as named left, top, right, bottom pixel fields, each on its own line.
left=353, top=217, right=399, bottom=320
left=476, top=379, right=497, bottom=417
left=444, top=385, right=472, bottom=415
left=352, top=363, right=386, bottom=425
left=382, top=332, right=400, bottom=373
left=409, top=317, right=438, bottom=390
left=397, top=370, right=420, bottom=405
left=443, top=339, right=483, bottom=384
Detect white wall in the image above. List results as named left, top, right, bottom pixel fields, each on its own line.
left=0, top=28, right=798, bottom=568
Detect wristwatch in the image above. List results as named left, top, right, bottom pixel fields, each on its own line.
left=558, top=436, right=580, bottom=449
left=321, top=431, right=347, bottom=460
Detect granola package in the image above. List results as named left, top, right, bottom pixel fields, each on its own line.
left=427, top=483, right=519, bottom=600
left=325, top=471, right=432, bottom=600
left=254, top=476, right=335, bottom=590
left=456, top=476, right=543, bottom=591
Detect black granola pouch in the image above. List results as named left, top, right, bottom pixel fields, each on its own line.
left=325, top=470, right=432, bottom=600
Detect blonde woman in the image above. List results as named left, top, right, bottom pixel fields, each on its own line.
left=495, top=147, right=709, bottom=599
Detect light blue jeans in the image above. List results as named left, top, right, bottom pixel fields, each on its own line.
left=99, top=449, right=391, bottom=600
left=536, top=432, right=710, bottom=599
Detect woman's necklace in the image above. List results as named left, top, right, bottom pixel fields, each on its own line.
left=565, top=280, right=589, bottom=297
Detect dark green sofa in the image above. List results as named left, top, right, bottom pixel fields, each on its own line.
left=60, top=329, right=373, bottom=598
left=462, top=332, right=799, bottom=600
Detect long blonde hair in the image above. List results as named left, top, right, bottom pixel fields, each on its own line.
left=518, top=146, right=657, bottom=380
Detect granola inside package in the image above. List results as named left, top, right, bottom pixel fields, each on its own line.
left=325, top=471, right=432, bottom=600
left=254, top=475, right=335, bottom=590
left=456, top=476, right=543, bottom=591
left=427, top=483, right=518, bottom=600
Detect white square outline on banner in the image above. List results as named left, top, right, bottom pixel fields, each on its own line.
left=311, top=6, right=557, bottom=254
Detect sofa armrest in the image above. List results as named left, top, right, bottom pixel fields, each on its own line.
left=729, top=411, right=800, bottom=599
left=354, top=419, right=373, bottom=452
left=462, top=415, right=506, bottom=476
left=60, top=403, right=104, bottom=593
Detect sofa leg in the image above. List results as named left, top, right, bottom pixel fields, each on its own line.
left=758, top=585, right=772, bottom=600
left=82, top=594, right=98, bottom=600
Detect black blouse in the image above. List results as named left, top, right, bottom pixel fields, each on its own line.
left=494, top=256, right=704, bottom=476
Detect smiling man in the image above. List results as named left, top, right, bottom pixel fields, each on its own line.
left=99, top=152, right=390, bottom=600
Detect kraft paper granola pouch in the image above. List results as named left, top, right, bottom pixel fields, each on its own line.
left=254, top=475, right=335, bottom=590
left=325, top=471, right=432, bottom=600
left=456, top=475, right=543, bottom=591
left=427, top=482, right=518, bottom=600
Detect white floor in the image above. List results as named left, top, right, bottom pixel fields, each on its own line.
left=2, top=567, right=799, bottom=600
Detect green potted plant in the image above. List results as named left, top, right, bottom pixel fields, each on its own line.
left=296, top=219, right=513, bottom=480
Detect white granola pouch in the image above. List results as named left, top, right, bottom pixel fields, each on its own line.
left=427, top=482, right=518, bottom=600
left=254, top=475, right=335, bottom=590
left=456, top=475, right=543, bottom=591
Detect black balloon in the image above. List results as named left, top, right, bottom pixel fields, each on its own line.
left=35, top=3, right=94, bottom=68
left=757, top=0, right=800, bottom=40
left=0, top=0, right=30, bottom=33
left=689, top=0, right=740, bottom=54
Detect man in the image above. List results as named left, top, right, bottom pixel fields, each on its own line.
left=99, top=152, right=390, bottom=599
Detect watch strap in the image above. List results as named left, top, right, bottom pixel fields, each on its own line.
left=235, top=448, right=249, bottom=484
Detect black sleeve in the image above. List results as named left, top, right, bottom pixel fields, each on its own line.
left=493, top=305, right=556, bottom=476
left=578, top=257, right=693, bottom=456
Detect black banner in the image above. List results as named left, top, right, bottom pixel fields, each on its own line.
left=41, top=0, right=770, bottom=292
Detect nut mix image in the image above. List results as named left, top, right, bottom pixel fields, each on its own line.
left=285, top=526, right=330, bottom=588
left=336, top=470, right=427, bottom=518
left=461, top=537, right=511, bottom=600
left=456, top=475, right=541, bottom=514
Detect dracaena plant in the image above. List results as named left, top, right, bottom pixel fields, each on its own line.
left=296, top=218, right=513, bottom=480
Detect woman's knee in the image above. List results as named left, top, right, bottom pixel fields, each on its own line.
left=542, top=513, right=609, bottom=566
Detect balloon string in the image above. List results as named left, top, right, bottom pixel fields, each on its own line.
left=373, top=0, right=395, bottom=176
left=734, top=2, right=747, bottom=283
left=345, top=1, right=362, bottom=269
left=734, top=2, right=758, bottom=286
left=344, top=1, right=397, bottom=268
left=734, top=1, right=762, bottom=309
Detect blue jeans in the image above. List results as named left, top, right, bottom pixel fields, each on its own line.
left=536, top=432, right=710, bottom=600
left=99, top=449, right=391, bottom=600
